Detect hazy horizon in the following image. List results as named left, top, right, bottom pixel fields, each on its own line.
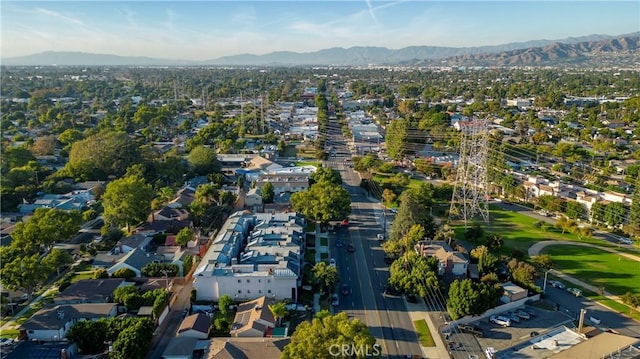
left=2, top=1, right=639, bottom=61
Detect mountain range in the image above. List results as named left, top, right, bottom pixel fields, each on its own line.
left=2, top=32, right=639, bottom=67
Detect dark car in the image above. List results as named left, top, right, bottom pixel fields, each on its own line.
left=341, top=284, right=351, bottom=296
left=335, top=239, right=344, bottom=248
left=347, top=243, right=355, bottom=253
left=383, top=286, right=400, bottom=296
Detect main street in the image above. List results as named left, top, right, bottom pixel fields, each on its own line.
left=323, top=119, right=423, bottom=358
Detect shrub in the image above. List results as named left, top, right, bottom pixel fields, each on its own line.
left=94, top=268, right=109, bottom=279
left=112, top=268, right=136, bottom=279
left=213, top=317, right=229, bottom=332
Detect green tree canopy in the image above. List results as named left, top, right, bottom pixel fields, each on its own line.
left=447, top=279, right=502, bottom=320
left=291, top=181, right=351, bottom=223
left=218, top=294, right=234, bottom=316
left=175, top=227, right=194, bottom=247
left=389, top=186, right=436, bottom=241
left=309, top=166, right=343, bottom=186
left=388, top=252, right=439, bottom=297
left=102, top=174, right=153, bottom=231
left=312, top=261, right=340, bottom=293
left=282, top=312, right=377, bottom=359
left=0, top=254, right=52, bottom=299
left=10, top=208, right=81, bottom=252
left=43, top=248, right=74, bottom=275
left=187, top=145, right=220, bottom=176
left=385, top=118, right=408, bottom=161
left=261, top=182, right=275, bottom=204
left=66, top=131, right=142, bottom=180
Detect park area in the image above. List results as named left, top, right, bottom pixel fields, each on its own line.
left=541, top=245, right=640, bottom=296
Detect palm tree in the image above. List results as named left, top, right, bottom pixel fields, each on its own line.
left=268, top=301, right=288, bottom=326
left=312, top=262, right=339, bottom=294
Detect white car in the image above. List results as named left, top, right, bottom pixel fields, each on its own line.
left=550, top=281, right=566, bottom=290
left=567, top=287, right=582, bottom=297
left=329, top=258, right=336, bottom=267
left=376, top=233, right=384, bottom=241
left=617, top=237, right=633, bottom=245
left=489, top=315, right=511, bottom=327
left=331, top=293, right=340, bottom=306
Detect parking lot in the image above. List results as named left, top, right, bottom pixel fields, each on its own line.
left=478, top=306, right=575, bottom=351
left=443, top=305, right=576, bottom=358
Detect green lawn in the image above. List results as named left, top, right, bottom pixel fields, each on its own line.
left=296, top=161, right=321, bottom=167
left=453, top=206, right=620, bottom=254
left=413, top=319, right=436, bottom=347
left=541, top=245, right=640, bottom=295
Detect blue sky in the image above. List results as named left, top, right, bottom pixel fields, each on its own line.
left=2, top=1, right=639, bottom=60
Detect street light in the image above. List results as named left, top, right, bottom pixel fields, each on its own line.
left=543, top=269, right=552, bottom=293
left=160, top=270, right=170, bottom=292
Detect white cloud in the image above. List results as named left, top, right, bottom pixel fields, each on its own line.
left=34, top=7, right=84, bottom=26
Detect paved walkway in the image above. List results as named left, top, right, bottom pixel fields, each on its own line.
left=528, top=240, right=639, bottom=309
left=403, top=296, right=450, bottom=359
left=528, top=240, right=640, bottom=262
left=312, top=223, right=330, bottom=313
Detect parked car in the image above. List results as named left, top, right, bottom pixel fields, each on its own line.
left=347, top=243, right=355, bottom=253
left=383, top=286, right=400, bottom=296
left=506, top=312, right=521, bottom=323
left=550, top=280, right=566, bottom=289
left=377, top=233, right=385, bottom=241
left=489, top=315, right=511, bottom=327
left=567, top=287, right=582, bottom=297
left=458, top=324, right=483, bottom=337
left=617, top=237, right=633, bottom=245
left=331, top=293, right=340, bottom=306
left=515, top=310, right=531, bottom=320
left=523, top=308, right=537, bottom=317
left=0, top=338, right=14, bottom=347
left=329, top=258, right=336, bottom=267
left=335, top=239, right=344, bottom=248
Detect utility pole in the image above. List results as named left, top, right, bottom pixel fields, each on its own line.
left=578, top=308, right=587, bottom=334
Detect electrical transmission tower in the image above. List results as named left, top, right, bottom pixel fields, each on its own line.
left=449, top=120, right=490, bottom=225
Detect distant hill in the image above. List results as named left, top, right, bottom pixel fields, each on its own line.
left=407, top=36, right=640, bottom=67
left=2, top=32, right=638, bottom=66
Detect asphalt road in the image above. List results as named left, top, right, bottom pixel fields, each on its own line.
left=538, top=279, right=640, bottom=338
left=324, top=123, right=423, bottom=358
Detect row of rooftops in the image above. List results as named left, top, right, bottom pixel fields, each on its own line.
left=195, top=211, right=304, bottom=279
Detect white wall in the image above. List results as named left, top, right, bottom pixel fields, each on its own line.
left=193, top=275, right=296, bottom=302
left=27, top=328, right=64, bottom=342
left=442, top=294, right=541, bottom=331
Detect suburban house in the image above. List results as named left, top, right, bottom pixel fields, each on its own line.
left=21, top=303, right=117, bottom=342
left=177, top=313, right=211, bottom=339
left=17, top=189, right=95, bottom=215
left=53, top=279, right=126, bottom=304
left=245, top=187, right=263, bottom=208
left=136, top=206, right=191, bottom=234
left=167, top=185, right=197, bottom=209
left=414, top=240, right=468, bottom=277
left=230, top=296, right=277, bottom=337
left=161, top=337, right=201, bottom=359
left=207, top=338, right=290, bottom=359
left=500, top=281, right=528, bottom=303
left=254, top=166, right=317, bottom=196
left=106, top=247, right=165, bottom=277
left=114, top=234, right=153, bottom=254
left=193, top=212, right=304, bottom=302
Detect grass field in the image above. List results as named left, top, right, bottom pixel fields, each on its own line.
left=541, top=245, right=640, bottom=295
left=452, top=206, right=620, bottom=254
left=296, top=161, right=321, bottom=167
left=414, top=319, right=436, bottom=347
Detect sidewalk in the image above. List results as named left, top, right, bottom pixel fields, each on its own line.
left=312, top=222, right=330, bottom=313
left=403, top=296, right=451, bottom=359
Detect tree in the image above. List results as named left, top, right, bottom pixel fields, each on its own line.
left=464, top=223, right=485, bottom=243
left=10, top=208, right=81, bottom=251
left=218, top=294, right=233, bottom=316
left=261, top=182, right=275, bottom=204
left=469, top=245, right=499, bottom=275
left=66, top=319, right=109, bottom=354
left=386, top=118, right=408, bottom=161
left=175, top=227, right=194, bottom=247
left=187, top=145, right=220, bottom=176
left=282, top=312, right=377, bottom=359
left=604, top=202, right=626, bottom=228
left=629, top=176, right=640, bottom=231
left=268, top=301, right=289, bottom=326
left=485, top=233, right=503, bottom=251
left=507, top=259, right=537, bottom=288
left=382, top=188, right=397, bottom=206
left=531, top=254, right=553, bottom=269
left=0, top=254, right=52, bottom=299
left=389, top=186, right=436, bottom=241
left=141, top=263, right=179, bottom=277
left=555, top=216, right=577, bottom=234
left=31, top=135, right=56, bottom=156
left=312, top=262, right=340, bottom=294
left=43, top=248, right=73, bottom=276
left=447, top=279, right=501, bottom=320
left=565, top=201, right=586, bottom=220
left=309, top=167, right=342, bottom=186
left=66, top=131, right=141, bottom=180
left=112, top=268, right=137, bottom=279
left=94, top=268, right=109, bottom=279
left=110, top=317, right=155, bottom=359
left=291, top=181, right=351, bottom=224
left=388, top=253, right=439, bottom=297
left=102, top=174, right=153, bottom=232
